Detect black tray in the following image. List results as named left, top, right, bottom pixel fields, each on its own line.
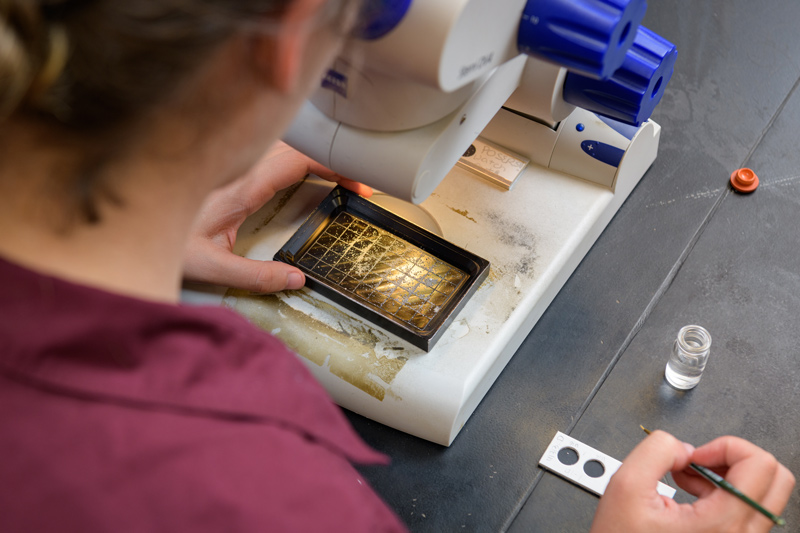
left=274, top=187, right=490, bottom=351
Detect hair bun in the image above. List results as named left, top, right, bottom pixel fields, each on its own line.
left=0, top=1, right=49, bottom=119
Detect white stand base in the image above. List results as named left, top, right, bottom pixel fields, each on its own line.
left=185, top=120, right=660, bottom=446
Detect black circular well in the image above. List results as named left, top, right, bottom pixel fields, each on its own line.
left=557, top=447, right=579, bottom=466
left=583, top=460, right=605, bottom=478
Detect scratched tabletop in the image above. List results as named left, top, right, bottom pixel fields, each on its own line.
left=347, top=1, right=800, bottom=531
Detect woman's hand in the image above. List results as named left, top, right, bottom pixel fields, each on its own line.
left=591, top=431, right=795, bottom=532
left=183, top=142, right=371, bottom=293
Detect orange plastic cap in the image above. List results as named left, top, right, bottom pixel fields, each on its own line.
left=730, top=168, right=759, bottom=193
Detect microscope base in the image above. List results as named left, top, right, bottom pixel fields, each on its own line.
left=187, top=120, right=660, bottom=446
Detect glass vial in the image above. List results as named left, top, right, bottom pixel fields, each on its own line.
left=665, top=325, right=711, bottom=390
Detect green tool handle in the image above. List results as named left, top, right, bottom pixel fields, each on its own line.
left=689, top=462, right=785, bottom=527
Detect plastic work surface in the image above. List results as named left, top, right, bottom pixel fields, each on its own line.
left=346, top=1, right=800, bottom=531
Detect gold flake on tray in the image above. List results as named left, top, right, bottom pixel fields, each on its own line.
left=295, top=212, right=467, bottom=332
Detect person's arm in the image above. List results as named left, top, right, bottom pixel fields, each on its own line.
left=591, top=430, right=795, bottom=532
left=183, top=142, right=371, bottom=293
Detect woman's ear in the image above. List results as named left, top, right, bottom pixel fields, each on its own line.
left=252, top=0, right=329, bottom=94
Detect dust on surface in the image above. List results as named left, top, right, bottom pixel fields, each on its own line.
left=483, top=210, right=538, bottom=281
left=224, top=288, right=414, bottom=401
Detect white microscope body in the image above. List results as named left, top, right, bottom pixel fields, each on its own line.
left=220, top=0, right=677, bottom=445
left=287, top=0, right=581, bottom=202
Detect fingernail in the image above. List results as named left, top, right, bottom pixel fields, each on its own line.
left=682, top=442, right=695, bottom=455
left=287, top=272, right=305, bottom=290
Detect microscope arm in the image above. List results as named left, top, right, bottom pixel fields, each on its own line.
left=285, top=56, right=528, bottom=203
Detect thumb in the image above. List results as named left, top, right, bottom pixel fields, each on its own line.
left=185, top=248, right=306, bottom=293
left=225, top=257, right=306, bottom=293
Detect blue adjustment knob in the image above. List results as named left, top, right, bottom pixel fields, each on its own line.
left=518, top=0, right=647, bottom=80
left=562, top=26, right=678, bottom=126
left=351, top=0, right=412, bottom=40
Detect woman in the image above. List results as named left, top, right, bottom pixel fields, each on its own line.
left=0, top=1, right=793, bottom=531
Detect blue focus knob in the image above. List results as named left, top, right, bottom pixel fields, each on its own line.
left=518, top=0, right=647, bottom=80
left=562, top=26, right=678, bottom=126
left=351, top=0, right=412, bottom=40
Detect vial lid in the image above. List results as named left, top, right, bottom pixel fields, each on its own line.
left=730, top=168, right=760, bottom=193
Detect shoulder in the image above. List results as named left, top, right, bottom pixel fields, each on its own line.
left=0, top=393, right=406, bottom=533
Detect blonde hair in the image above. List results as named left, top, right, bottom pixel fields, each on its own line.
left=0, top=0, right=361, bottom=126
left=0, top=0, right=51, bottom=118
left=0, top=0, right=357, bottom=222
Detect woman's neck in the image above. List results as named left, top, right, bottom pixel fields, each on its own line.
left=0, top=177, right=199, bottom=304
left=0, top=121, right=217, bottom=303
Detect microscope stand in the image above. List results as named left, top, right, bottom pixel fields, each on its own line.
left=193, top=119, right=660, bottom=446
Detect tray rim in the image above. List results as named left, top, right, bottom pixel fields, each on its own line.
left=274, top=186, right=490, bottom=351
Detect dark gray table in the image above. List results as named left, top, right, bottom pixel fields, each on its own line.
left=346, top=1, right=800, bottom=531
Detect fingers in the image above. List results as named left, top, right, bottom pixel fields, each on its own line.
left=184, top=244, right=305, bottom=293
left=230, top=258, right=306, bottom=293
left=758, top=463, right=796, bottom=522
left=237, top=142, right=372, bottom=209
left=595, top=433, right=795, bottom=533
left=592, top=432, right=694, bottom=533
left=675, top=436, right=795, bottom=529
left=690, top=436, right=779, bottom=504
left=333, top=176, right=373, bottom=198
left=609, top=431, right=693, bottom=496
left=671, top=468, right=717, bottom=498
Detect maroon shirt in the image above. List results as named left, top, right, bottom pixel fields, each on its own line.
left=0, top=256, right=407, bottom=532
